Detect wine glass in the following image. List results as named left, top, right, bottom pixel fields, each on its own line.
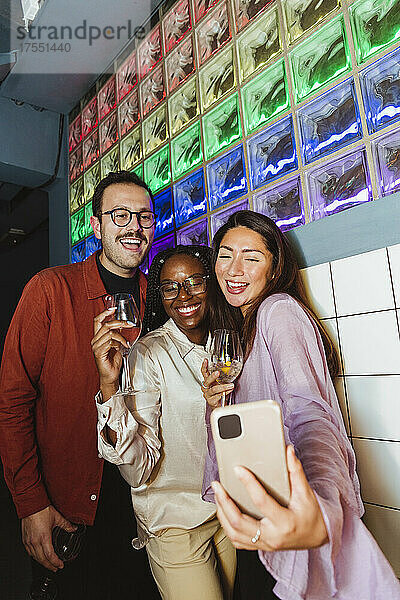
left=209, top=329, right=243, bottom=407
left=52, top=522, right=86, bottom=563
left=105, top=293, right=142, bottom=393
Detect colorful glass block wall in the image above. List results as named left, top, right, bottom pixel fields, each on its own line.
left=68, top=0, right=400, bottom=265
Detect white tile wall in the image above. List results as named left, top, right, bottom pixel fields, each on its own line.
left=301, top=243, right=400, bottom=574
left=346, top=376, right=400, bottom=440
left=388, top=243, right=400, bottom=307
left=353, top=438, right=400, bottom=509
left=363, top=504, right=400, bottom=577
left=331, top=249, right=394, bottom=316
left=300, top=263, right=335, bottom=318
left=321, top=317, right=342, bottom=375
left=338, top=311, right=400, bottom=375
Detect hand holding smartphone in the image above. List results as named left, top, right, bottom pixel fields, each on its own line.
left=211, top=400, right=290, bottom=519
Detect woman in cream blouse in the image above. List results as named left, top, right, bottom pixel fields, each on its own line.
left=91, top=245, right=236, bottom=600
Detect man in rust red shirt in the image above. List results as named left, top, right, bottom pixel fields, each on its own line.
left=0, top=171, right=160, bottom=598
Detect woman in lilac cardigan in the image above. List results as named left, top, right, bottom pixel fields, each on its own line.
left=201, top=210, right=400, bottom=600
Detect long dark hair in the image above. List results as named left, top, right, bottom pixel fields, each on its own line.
left=209, top=211, right=340, bottom=377
left=142, top=244, right=213, bottom=335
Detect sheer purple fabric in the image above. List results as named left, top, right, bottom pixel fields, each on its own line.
left=203, top=294, right=400, bottom=599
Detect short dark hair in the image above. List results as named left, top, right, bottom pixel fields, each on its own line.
left=142, top=244, right=213, bottom=335
left=91, top=170, right=154, bottom=218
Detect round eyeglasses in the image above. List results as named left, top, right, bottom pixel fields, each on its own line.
left=101, top=208, right=157, bottom=229
left=159, top=275, right=209, bottom=301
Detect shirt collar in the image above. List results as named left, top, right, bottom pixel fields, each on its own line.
left=83, top=251, right=107, bottom=300
left=162, top=319, right=210, bottom=360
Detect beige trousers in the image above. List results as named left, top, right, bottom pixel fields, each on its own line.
left=146, top=517, right=236, bottom=600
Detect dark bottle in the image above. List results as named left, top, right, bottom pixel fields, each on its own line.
left=27, top=575, right=57, bottom=600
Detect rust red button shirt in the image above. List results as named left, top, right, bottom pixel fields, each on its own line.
left=0, top=252, right=147, bottom=523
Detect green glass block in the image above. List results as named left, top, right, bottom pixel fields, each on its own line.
left=237, top=7, right=281, bottom=82
left=131, top=163, right=143, bottom=179
left=168, top=76, right=198, bottom=137
left=143, top=105, right=168, bottom=157
left=171, top=121, right=203, bottom=180
left=70, top=206, right=86, bottom=245
left=290, top=16, right=351, bottom=102
left=101, top=146, right=120, bottom=178
left=283, top=0, right=340, bottom=44
left=69, top=177, right=84, bottom=214
left=144, top=145, right=171, bottom=193
left=350, top=0, right=400, bottom=64
left=242, top=60, right=289, bottom=135
left=202, top=93, right=242, bottom=160
left=84, top=202, right=93, bottom=238
left=83, top=163, right=100, bottom=203
left=121, top=126, right=142, bottom=170
left=199, top=45, right=236, bottom=111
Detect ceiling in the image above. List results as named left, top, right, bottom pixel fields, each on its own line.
left=0, top=0, right=157, bottom=246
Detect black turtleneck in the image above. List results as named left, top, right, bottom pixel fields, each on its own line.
left=96, top=253, right=141, bottom=313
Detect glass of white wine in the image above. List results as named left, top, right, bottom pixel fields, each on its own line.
left=209, top=329, right=243, bottom=407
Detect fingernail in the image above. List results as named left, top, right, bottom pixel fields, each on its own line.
left=227, top=384, right=234, bottom=389
left=106, top=307, right=117, bottom=311
left=126, top=321, right=135, bottom=326
left=234, top=465, right=245, bottom=479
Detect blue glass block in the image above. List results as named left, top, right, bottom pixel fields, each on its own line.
left=207, top=144, right=247, bottom=210
left=154, top=187, right=174, bottom=238
left=307, top=148, right=372, bottom=220
left=210, top=198, right=249, bottom=239
left=247, top=115, right=297, bottom=190
left=252, top=177, right=305, bottom=231
left=71, top=240, right=86, bottom=264
left=372, top=125, right=400, bottom=197
left=148, top=232, right=175, bottom=265
left=298, top=78, right=362, bottom=164
left=177, top=218, right=209, bottom=246
left=85, top=234, right=102, bottom=258
left=360, top=46, right=400, bottom=133
left=174, top=169, right=207, bottom=227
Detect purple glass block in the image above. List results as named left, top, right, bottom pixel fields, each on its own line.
left=154, top=187, right=174, bottom=238
left=298, top=78, right=362, bottom=164
left=141, top=64, right=166, bottom=116
left=98, top=77, right=116, bottom=122
left=210, top=198, right=249, bottom=238
left=82, top=98, right=98, bottom=138
left=307, top=148, right=372, bottom=221
left=174, top=168, right=207, bottom=227
left=148, top=232, right=175, bottom=265
left=373, top=126, right=400, bottom=197
left=207, top=144, right=247, bottom=210
left=138, top=25, right=162, bottom=80
left=82, top=129, right=100, bottom=170
left=360, top=46, right=400, bottom=133
left=252, top=177, right=305, bottom=231
left=117, top=52, right=137, bottom=102
left=69, top=145, right=83, bottom=183
left=118, top=88, right=140, bottom=138
left=71, top=240, right=86, bottom=264
left=177, top=218, right=209, bottom=245
left=99, top=111, right=118, bottom=155
left=247, top=115, right=297, bottom=190
left=166, top=34, right=195, bottom=93
left=69, top=115, right=81, bottom=153
left=163, top=0, right=191, bottom=54
left=85, top=234, right=102, bottom=258
left=196, top=1, right=231, bottom=66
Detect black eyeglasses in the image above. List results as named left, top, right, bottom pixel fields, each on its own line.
left=101, top=208, right=157, bottom=229
left=159, top=275, right=209, bottom=301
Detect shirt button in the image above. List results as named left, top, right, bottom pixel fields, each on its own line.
left=90, top=494, right=97, bottom=501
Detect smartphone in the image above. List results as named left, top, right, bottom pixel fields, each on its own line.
left=211, top=400, right=290, bottom=519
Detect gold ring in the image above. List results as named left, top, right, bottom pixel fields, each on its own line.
left=251, top=528, right=261, bottom=544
